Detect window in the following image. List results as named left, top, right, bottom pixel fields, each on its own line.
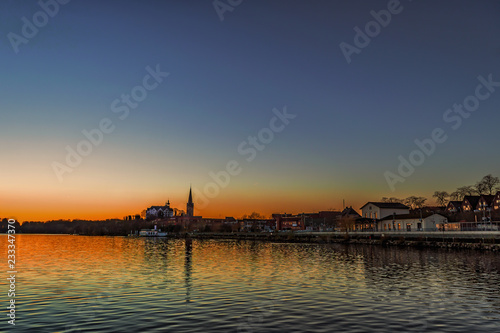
left=374, top=212, right=377, bottom=219
left=398, top=223, right=401, bottom=231
left=384, top=224, right=387, bottom=231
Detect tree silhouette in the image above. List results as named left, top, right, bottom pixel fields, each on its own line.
left=478, top=174, right=500, bottom=195
left=432, top=191, right=449, bottom=206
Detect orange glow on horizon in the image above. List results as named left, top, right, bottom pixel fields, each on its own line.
left=3, top=176, right=439, bottom=222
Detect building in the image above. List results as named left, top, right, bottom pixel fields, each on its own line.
left=339, top=206, right=361, bottom=219
left=273, top=214, right=305, bottom=231
left=301, top=211, right=342, bottom=231
left=241, top=219, right=275, bottom=232
left=494, top=192, right=500, bottom=210
left=446, top=201, right=462, bottom=213
left=462, top=196, right=481, bottom=212
left=146, top=201, right=174, bottom=220
left=360, top=202, right=410, bottom=220
left=337, top=207, right=363, bottom=231
left=477, top=195, right=495, bottom=211
left=379, top=213, right=447, bottom=232
left=186, top=187, right=194, bottom=217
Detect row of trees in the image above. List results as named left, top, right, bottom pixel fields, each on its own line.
left=433, top=174, right=500, bottom=206
left=240, top=212, right=268, bottom=219
left=380, top=196, right=428, bottom=209
left=383, top=174, right=499, bottom=208
left=3, top=219, right=155, bottom=236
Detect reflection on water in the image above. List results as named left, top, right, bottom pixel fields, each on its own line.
left=1, top=235, right=500, bottom=332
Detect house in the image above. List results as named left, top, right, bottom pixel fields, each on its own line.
left=146, top=201, right=174, bottom=219
left=273, top=214, right=305, bottom=231
left=446, top=201, right=462, bottom=213
left=461, top=196, right=481, bottom=212
left=379, top=213, right=447, bottom=232
left=360, top=202, right=410, bottom=220
left=494, top=192, right=500, bottom=210
left=339, top=206, right=361, bottom=219
left=477, top=195, right=495, bottom=211
left=301, top=211, right=342, bottom=231
left=334, top=207, right=362, bottom=231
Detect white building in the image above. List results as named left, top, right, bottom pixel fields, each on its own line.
left=146, top=201, right=174, bottom=219
left=360, top=202, right=410, bottom=220
left=379, top=213, right=448, bottom=232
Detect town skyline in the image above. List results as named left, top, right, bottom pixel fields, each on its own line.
left=10, top=172, right=500, bottom=222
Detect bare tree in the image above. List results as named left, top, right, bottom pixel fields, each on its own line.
left=404, top=196, right=427, bottom=210
left=455, top=185, right=476, bottom=197
left=381, top=197, right=403, bottom=203
left=478, top=174, right=500, bottom=195
left=432, top=191, right=449, bottom=206
left=338, top=216, right=356, bottom=233
left=475, top=181, right=487, bottom=196
left=449, top=191, right=461, bottom=201
left=241, top=212, right=266, bottom=219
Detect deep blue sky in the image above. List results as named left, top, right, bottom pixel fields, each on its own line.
left=1, top=0, right=499, bottom=220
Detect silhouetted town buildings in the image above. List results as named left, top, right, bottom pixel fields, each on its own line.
left=126, top=189, right=500, bottom=233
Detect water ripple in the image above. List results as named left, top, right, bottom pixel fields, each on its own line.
left=1, top=235, right=500, bottom=332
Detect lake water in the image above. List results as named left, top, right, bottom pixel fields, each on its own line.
left=1, top=235, right=500, bottom=332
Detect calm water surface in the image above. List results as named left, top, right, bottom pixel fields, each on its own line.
left=1, top=235, right=500, bottom=332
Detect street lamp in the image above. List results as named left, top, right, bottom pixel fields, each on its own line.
left=487, top=207, right=492, bottom=231
left=419, top=208, right=423, bottom=231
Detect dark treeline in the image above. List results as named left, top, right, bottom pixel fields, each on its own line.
left=0, top=218, right=172, bottom=236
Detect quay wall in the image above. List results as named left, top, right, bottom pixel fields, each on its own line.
left=184, top=231, right=500, bottom=251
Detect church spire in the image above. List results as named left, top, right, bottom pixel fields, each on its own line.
left=187, top=186, right=194, bottom=217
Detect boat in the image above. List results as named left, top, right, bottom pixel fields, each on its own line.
left=139, top=228, right=168, bottom=237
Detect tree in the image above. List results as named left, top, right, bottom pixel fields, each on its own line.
left=337, top=216, right=356, bottom=233
left=453, top=185, right=476, bottom=199
left=241, top=212, right=266, bottom=219
left=381, top=197, right=403, bottom=203
left=478, top=174, right=500, bottom=195
left=474, top=181, right=487, bottom=196
left=432, top=191, right=449, bottom=207
left=449, top=191, right=461, bottom=201
left=404, top=196, right=427, bottom=210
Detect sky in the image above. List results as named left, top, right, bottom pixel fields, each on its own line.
left=1, top=0, right=499, bottom=221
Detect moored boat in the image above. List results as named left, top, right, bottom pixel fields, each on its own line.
left=139, top=228, right=167, bottom=237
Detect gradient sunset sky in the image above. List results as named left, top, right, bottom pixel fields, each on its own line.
left=1, top=0, right=499, bottom=221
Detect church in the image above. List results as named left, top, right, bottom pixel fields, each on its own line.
left=146, top=187, right=194, bottom=219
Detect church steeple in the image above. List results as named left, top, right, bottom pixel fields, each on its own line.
left=186, top=186, right=194, bottom=217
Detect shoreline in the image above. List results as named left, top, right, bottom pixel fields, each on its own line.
left=10, top=231, right=500, bottom=251
left=184, top=231, right=500, bottom=252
